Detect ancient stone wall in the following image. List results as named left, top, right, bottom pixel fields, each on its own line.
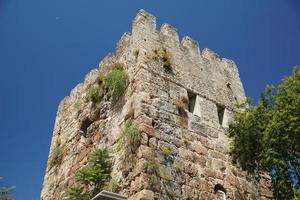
left=40, top=10, right=272, bottom=200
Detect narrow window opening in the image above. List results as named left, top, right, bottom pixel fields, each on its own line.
left=214, top=184, right=226, bottom=200
left=217, top=105, right=225, bottom=126
left=188, top=91, right=196, bottom=113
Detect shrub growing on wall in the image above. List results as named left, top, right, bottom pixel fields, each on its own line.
left=175, top=96, right=188, bottom=116
left=48, top=145, right=64, bottom=169
left=118, top=123, right=141, bottom=152
left=105, top=69, right=128, bottom=102
left=85, top=86, right=104, bottom=104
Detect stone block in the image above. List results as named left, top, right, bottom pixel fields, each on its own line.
left=212, top=159, right=226, bottom=171
left=129, top=189, right=154, bottom=200
left=131, top=158, right=147, bottom=178
left=137, top=145, right=155, bottom=159
left=139, top=124, right=160, bottom=139
left=191, top=141, right=208, bottom=155
left=148, top=137, right=157, bottom=149
left=178, top=148, right=194, bottom=161
left=182, top=185, right=194, bottom=199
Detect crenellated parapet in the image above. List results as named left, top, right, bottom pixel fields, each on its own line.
left=121, top=10, right=245, bottom=110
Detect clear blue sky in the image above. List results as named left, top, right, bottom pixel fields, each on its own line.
left=0, top=0, right=299, bottom=199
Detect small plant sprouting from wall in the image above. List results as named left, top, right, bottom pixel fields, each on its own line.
left=144, top=160, right=174, bottom=192
left=74, top=100, right=81, bottom=110
left=175, top=163, right=184, bottom=173
left=87, top=62, right=128, bottom=105
left=64, top=149, right=112, bottom=200
left=105, top=69, right=128, bottom=102
left=97, top=72, right=105, bottom=85
left=103, top=179, right=118, bottom=193
left=160, top=145, right=173, bottom=157
left=64, top=186, right=90, bottom=200
left=118, top=123, right=141, bottom=152
left=144, top=160, right=161, bottom=192
left=166, top=189, right=177, bottom=198
left=183, top=139, right=190, bottom=146
left=144, top=160, right=173, bottom=181
left=175, top=96, right=188, bottom=116
left=144, top=160, right=160, bottom=174
left=111, top=62, right=124, bottom=70
left=48, top=144, right=64, bottom=169
left=161, top=50, right=172, bottom=71
left=158, top=166, right=173, bottom=182
left=85, top=86, right=104, bottom=104
left=153, top=49, right=172, bottom=72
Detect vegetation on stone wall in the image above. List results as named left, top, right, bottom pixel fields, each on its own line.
left=144, top=160, right=161, bottom=191
left=153, top=49, right=172, bottom=72
left=105, top=68, right=128, bottom=102
left=118, top=123, right=141, bottom=152
left=64, top=149, right=112, bottom=200
left=111, top=62, right=124, bottom=70
left=229, top=67, right=300, bottom=200
left=48, top=145, right=64, bottom=169
left=103, top=179, right=118, bottom=193
left=160, top=145, right=173, bottom=157
left=144, top=159, right=175, bottom=195
left=174, top=163, right=184, bottom=173
left=86, top=62, right=128, bottom=105
left=175, top=96, right=188, bottom=116
left=96, top=72, right=105, bottom=85
left=85, top=86, right=104, bottom=104
left=144, top=160, right=160, bottom=174
left=73, top=100, right=82, bottom=110
left=161, top=50, right=172, bottom=71
left=64, top=186, right=90, bottom=200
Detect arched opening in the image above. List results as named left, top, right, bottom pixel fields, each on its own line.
left=214, top=184, right=226, bottom=200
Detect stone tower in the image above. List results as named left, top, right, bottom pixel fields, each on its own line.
left=40, top=10, right=272, bottom=200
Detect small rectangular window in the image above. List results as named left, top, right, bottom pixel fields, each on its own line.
left=217, top=105, right=225, bottom=125
left=188, top=91, right=196, bottom=113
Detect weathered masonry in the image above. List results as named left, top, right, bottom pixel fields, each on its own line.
left=41, top=10, right=273, bottom=200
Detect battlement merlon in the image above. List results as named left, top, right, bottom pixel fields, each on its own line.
left=181, top=36, right=202, bottom=63
left=160, top=23, right=180, bottom=44
left=132, top=9, right=156, bottom=36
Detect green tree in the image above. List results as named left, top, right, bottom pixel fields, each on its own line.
left=64, top=149, right=112, bottom=200
left=63, top=186, right=90, bottom=200
left=229, top=67, right=300, bottom=200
